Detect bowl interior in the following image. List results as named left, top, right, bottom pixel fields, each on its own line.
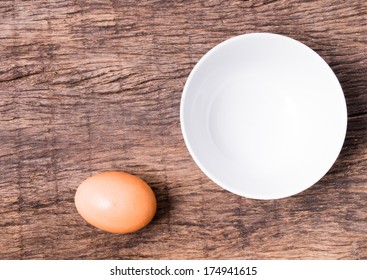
left=181, top=33, right=347, bottom=199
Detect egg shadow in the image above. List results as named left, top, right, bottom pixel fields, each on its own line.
left=140, top=173, right=171, bottom=226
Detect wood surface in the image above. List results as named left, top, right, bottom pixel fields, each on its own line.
left=0, top=0, right=366, bottom=260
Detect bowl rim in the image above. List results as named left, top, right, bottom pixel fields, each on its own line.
left=180, top=32, right=347, bottom=200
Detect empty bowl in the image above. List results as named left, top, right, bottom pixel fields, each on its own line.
left=180, top=33, right=347, bottom=199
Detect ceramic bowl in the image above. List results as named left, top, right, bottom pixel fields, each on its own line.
left=180, top=33, right=347, bottom=199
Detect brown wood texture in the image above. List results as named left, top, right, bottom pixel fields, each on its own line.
left=0, top=0, right=366, bottom=260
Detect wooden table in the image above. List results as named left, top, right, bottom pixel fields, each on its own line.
left=0, top=0, right=366, bottom=260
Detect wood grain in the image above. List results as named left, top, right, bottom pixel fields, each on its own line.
left=0, top=0, right=366, bottom=259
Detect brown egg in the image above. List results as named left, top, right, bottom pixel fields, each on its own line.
left=75, top=171, right=156, bottom=234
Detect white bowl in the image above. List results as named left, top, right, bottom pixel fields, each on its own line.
left=180, top=33, right=347, bottom=199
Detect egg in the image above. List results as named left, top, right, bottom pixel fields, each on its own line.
left=75, top=171, right=156, bottom=234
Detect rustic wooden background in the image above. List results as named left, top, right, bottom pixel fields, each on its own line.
left=0, top=0, right=366, bottom=260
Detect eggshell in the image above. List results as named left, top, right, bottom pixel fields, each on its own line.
left=75, top=171, right=156, bottom=234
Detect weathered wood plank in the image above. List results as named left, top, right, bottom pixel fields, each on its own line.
left=0, top=0, right=366, bottom=259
